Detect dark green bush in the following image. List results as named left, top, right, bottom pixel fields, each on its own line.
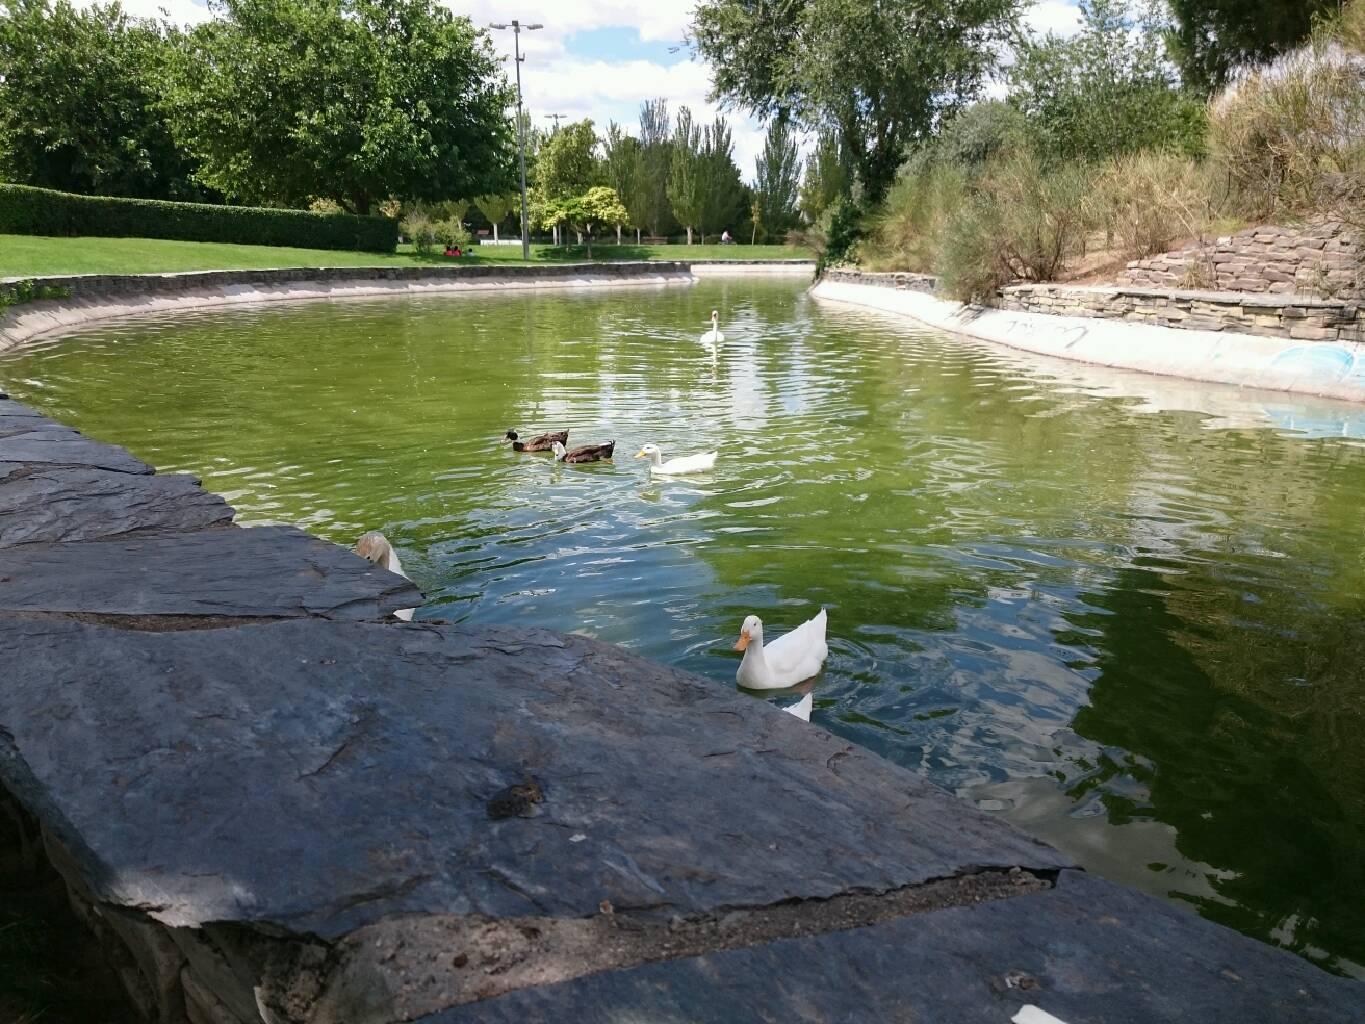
left=0, top=184, right=397, bottom=252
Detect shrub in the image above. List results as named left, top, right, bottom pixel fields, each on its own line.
left=400, top=209, right=437, bottom=255
left=1090, top=151, right=1216, bottom=259
left=935, top=150, right=1092, bottom=301
left=0, top=183, right=397, bottom=252
left=937, top=195, right=1014, bottom=302
left=433, top=216, right=471, bottom=250
left=1208, top=30, right=1365, bottom=219
left=814, top=197, right=863, bottom=271
left=863, top=161, right=967, bottom=273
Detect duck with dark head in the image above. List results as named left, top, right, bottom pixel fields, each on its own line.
left=505, top=428, right=569, bottom=453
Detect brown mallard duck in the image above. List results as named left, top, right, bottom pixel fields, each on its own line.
left=506, top=428, right=568, bottom=453
left=551, top=440, right=616, bottom=464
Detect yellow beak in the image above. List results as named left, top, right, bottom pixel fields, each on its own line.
left=635, top=450, right=647, bottom=458
left=733, top=631, right=751, bottom=651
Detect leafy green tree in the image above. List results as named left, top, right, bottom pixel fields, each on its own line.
left=1167, top=0, right=1338, bottom=94
left=600, top=122, right=640, bottom=242
left=534, top=117, right=599, bottom=243
left=474, top=193, right=516, bottom=241
left=0, top=0, right=202, bottom=198
left=692, top=0, right=1020, bottom=203
left=1008, top=0, right=1206, bottom=162
left=667, top=107, right=704, bottom=245
left=534, top=118, right=599, bottom=199
left=798, top=131, right=848, bottom=223
left=636, top=98, right=676, bottom=238
left=556, top=185, right=628, bottom=256
left=699, top=115, right=746, bottom=242
left=159, top=0, right=515, bottom=214
left=754, top=119, right=801, bottom=240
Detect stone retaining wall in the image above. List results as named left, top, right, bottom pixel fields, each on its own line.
left=1120, top=221, right=1363, bottom=298
left=1000, top=283, right=1363, bottom=343
left=822, top=268, right=1363, bottom=344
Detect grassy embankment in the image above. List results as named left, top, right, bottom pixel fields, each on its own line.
left=0, top=236, right=811, bottom=277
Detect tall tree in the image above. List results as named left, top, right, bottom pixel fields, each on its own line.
left=159, top=0, right=515, bottom=214
left=1167, top=0, right=1338, bottom=94
left=692, top=0, right=1020, bottom=203
left=699, top=115, right=745, bottom=241
left=534, top=117, right=599, bottom=243
left=600, top=122, right=640, bottom=243
left=798, top=131, right=848, bottom=223
left=636, top=98, right=675, bottom=238
left=1009, top=0, right=1205, bottom=162
left=754, top=119, right=801, bottom=240
left=667, top=106, right=704, bottom=245
left=556, top=185, right=629, bottom=257
left=0, top=0, right=202, bottom=198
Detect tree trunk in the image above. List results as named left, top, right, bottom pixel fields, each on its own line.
left=493, top=222, right=499, bottom=242
left=576, top=230, right=583, bottom=245
left=636, top=228, right=641, bottom=244
left=585, top=233, right=592, bottom=258
left=686, top=226, right=693, bottom=245
left=616, top=224, right=622, bottom=245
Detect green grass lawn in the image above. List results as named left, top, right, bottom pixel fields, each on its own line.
left=0, top=235, right=812, bottom=277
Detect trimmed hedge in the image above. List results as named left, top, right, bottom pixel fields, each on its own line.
left=0, top=184, right=397, bottom=253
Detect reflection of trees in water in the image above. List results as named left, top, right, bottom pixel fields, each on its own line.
left=1065, top=566, right=1365, bottom=975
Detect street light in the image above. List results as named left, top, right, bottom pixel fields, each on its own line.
left=490, top=19, right=543, bottom=262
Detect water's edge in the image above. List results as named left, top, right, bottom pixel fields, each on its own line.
left=812, top=277, right=1365, bottom=403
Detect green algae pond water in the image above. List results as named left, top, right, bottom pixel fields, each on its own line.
left=4, top=277, right=1365, bottom=983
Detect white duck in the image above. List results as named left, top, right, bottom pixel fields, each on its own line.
left=635, top=443, right=718, bottom=475
left=354, top=531, right=416, bottom=622
left=734, top=609, right=829, bottom=690
left=700, top=309, right=724, bottom=347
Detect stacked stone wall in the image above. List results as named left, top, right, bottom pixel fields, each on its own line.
left=1120, top=222, right=1362, bottom=299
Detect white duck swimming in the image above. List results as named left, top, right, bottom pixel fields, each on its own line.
left=734, top=609, right=829, bottom=690
left=354, top=531, right=416, bottom=622
left=635, top=443, right=718, bottom=475
left=700, top=309, right=724, bottom=347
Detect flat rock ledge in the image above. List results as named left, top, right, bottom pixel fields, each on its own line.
left=1, top=394, right=1362, bottom=1024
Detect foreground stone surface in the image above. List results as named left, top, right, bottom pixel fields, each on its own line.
left=0, top=465, right=233, bottom=548
left=425, top=870, right=1364, bottom=1024
left=0, top=525, right=419, bottom=621
left=0, top=616, right=1066, bottom=940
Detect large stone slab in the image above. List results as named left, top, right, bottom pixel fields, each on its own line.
left=0, top=432, right=152, bottom=474
left=0, top=398, right=44, bottom=418
left=0, top=465, right=233, bottom=548
left=423, top=870, right=1364, bottom=1024
left=0, top=617, right=1065, bottom=945
left=0, top=525, right=418, bottom=620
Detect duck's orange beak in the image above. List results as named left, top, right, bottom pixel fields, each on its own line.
left=733, top=630, right=751, bottom=651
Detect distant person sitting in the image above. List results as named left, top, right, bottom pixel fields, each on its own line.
left=444, top=244, right=462, bottom=257
left=720, top=229, right=733, bottom=245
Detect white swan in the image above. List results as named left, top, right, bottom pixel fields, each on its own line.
left=635, top=443, right=718, bottom=475
left=354, top=531, right=416, bottom=622
left=734, top=609, right=829, bottom=690
left=783, top=692, right=814, bottom=721
left=700, top=309, right=724, bottom=346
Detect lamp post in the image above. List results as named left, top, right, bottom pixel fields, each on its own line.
left=490, top=19, right=543, bottom=262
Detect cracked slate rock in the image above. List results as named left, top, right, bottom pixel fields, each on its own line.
left=422, top=870, right=1365, bottom=1024
left=0, top=466, right=234, bottom=548
left=0, top=525, right=419, bottom=619
left=0, top=617, right=1067, bottom=941
left=0, top=432, right=152, bottom=474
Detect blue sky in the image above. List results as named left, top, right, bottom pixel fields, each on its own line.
left=88, top=0, right=1084, bottom=180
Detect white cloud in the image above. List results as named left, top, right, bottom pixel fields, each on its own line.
left=1024, top=0, right=1083, bottom=37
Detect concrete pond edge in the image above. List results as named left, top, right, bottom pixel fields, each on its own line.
left=812, top=273, right=1365, bottom=404
left=0, top=259, right=814, bottom=353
